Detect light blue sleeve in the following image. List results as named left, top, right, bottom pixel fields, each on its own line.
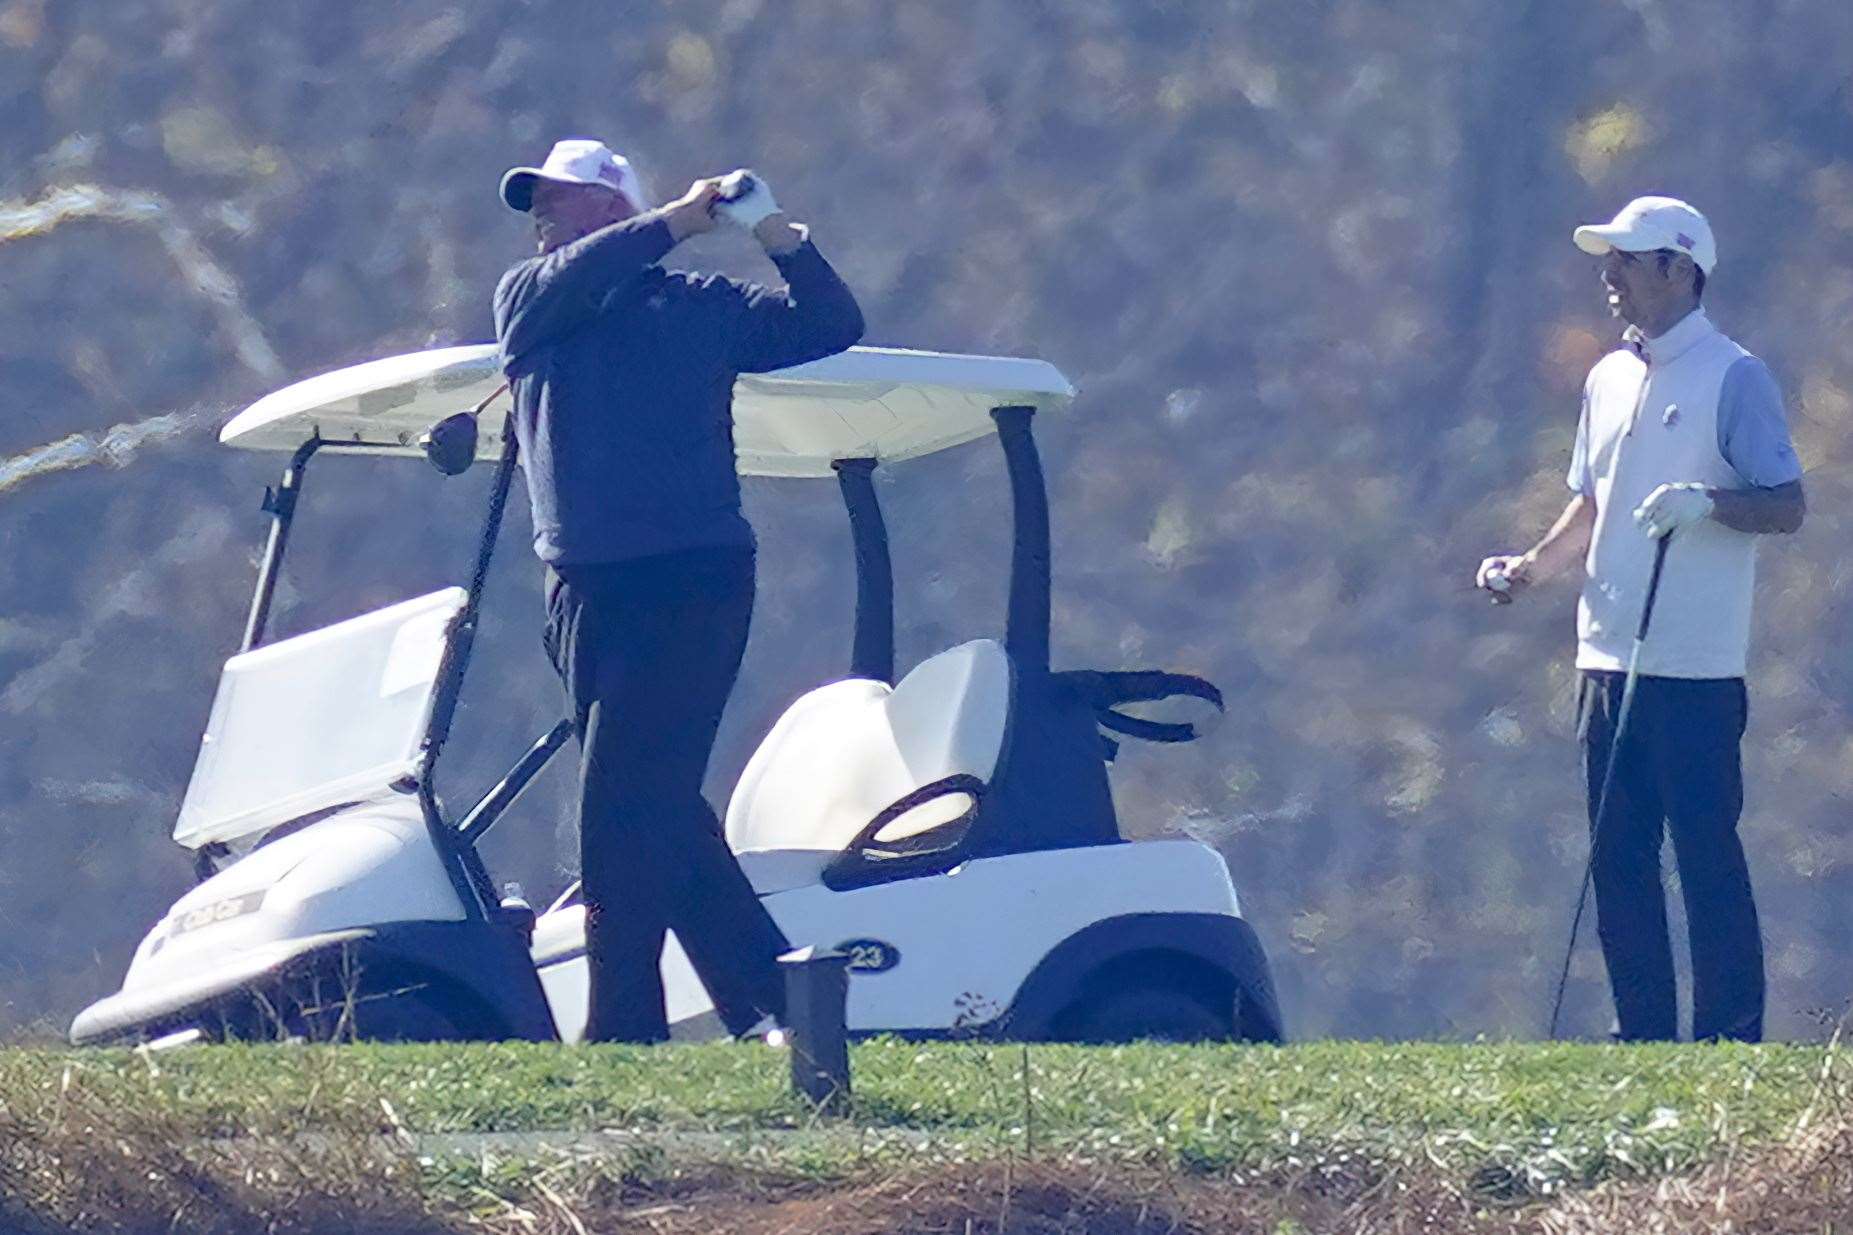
left=1566, top=382, right=1592, bottom=495
left=1717, top=356, right=1803, bottom=488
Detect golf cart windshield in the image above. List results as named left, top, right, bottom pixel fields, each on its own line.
left=173, top=588, right=465, bottom=849
left=218, top=344, right=1075, bottom=474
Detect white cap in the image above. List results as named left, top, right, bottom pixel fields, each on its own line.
left=1573, top=196, right=1716, bottom=274
left=499, top=139, right=647, bottom=213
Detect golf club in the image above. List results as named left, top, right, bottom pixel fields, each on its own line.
left=1545, top=531, right=1674, bottom=1040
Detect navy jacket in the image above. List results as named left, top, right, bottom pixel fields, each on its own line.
left=493, top=213, right=864, bottom=564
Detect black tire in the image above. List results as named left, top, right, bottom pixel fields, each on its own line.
left=219, top=972, right=487, bottom=1043
left=1054, top=983, right=1233, bottom=1044
left=332, top=984, right=475, bottom=1042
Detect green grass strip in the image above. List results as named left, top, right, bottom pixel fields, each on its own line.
left=2, top=1040, right=1839, bottom=1192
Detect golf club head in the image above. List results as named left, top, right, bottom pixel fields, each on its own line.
left=419, top=411, right=478, bottom=476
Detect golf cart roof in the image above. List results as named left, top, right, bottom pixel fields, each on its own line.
left=220, top=344, right=1075, bottom=478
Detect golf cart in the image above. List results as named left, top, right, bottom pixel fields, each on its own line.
left=69, top=344, right=1282, bottom=1046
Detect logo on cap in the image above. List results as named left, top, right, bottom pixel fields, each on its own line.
left=1675, top=232, right=1694, bottom=250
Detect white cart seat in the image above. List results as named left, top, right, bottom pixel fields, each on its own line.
left=726, top=640, right=1011, bottom=893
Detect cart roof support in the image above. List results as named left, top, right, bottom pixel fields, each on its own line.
left=991, top=406, right=1051, bottom=676
left=831, top=457, right=894, bottom=684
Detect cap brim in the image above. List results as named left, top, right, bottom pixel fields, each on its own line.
left=1573, top=223, right=1658, bottom=257
left=500, top=167, right=631, bottom=213
left=499, top=168, right=544, bottom=212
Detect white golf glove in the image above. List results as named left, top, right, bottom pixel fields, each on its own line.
left=713, top=169, right=779, bottom=229
left=1633, top=482, right=1714, bottom=540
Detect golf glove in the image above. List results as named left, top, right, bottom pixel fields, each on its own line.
left=1634, top=482, right=1714, bottom=540
left=713, top=169, right=779, bottom=229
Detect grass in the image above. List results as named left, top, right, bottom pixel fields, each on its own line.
left=2, top=1040, right=1842, bottom=1175
left=1, top=1039, right=1848, bottom=1232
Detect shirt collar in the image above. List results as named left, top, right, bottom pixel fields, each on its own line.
left=1622, top=308, right=1714, bottom=366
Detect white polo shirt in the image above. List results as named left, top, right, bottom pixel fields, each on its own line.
left=1568, top=309, right=1800, bottom=679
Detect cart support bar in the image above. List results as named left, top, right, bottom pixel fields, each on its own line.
left=424, top=426, right=519, bottom=760
left=831, top=457, right=894, bottom=684
left=242, top=438, right=320, bottom=652
left=459, top=719, right=576, bottom=844
left=991, top=406, right=1051, bottom=675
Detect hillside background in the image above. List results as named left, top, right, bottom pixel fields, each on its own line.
left=2, top=0, right=1851, bottom=1041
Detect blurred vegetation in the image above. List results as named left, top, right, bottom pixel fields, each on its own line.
left=1, top=0, right=1851, bottom=1041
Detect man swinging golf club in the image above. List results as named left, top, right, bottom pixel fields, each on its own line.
left=1476, top=196, right=1804, bottom=1042
left=493, top=139, right=864, bottom=1042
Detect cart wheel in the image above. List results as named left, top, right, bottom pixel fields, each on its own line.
left=1055, top=983, right=1232, bottom=1044
left=223, top=976, right=487, bottom=1043
left=336, top=986, right=476, bottom=1042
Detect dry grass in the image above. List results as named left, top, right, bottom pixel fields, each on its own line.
left=6, top=1118, right=1853, bottom=1233
left=450, top=1119, right=1853, bottom=1235
left=0, top=1049, right=448, bottom=1235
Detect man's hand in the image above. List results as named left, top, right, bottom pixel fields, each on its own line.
left=713, top=170, right=779, bottom=227
left=1475, top=496, right=1594, bottom=607
left=663, top=177, right=726, bottom=243
left=1476, top=554, right=1533, bottom=604
left=714, top=170, right=804, bottom=255
left=1634, top=482, right=1714, bottom=540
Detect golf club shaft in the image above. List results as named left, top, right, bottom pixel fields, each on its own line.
left=1546, top=533, right=1672, bottom=1040
left=1634, top=533, right=1672, bottom=642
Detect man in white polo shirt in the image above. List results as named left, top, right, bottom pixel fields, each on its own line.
left=1476, top=196, right=1805, bottom=1042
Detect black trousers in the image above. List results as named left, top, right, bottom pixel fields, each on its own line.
left=543, top=547, right=790, bottom=1042
left=1581, top=671, right=1763, bottom=1042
